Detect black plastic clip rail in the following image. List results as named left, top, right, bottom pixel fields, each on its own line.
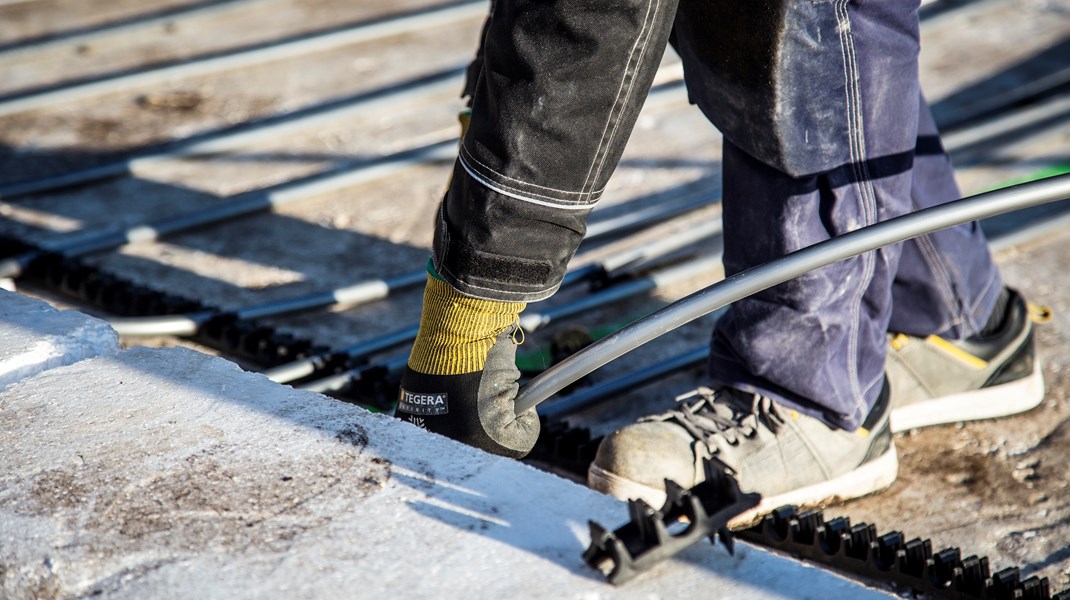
left=525, top=419, right=603, bottom=479
left=2, top=239, right=332, bottom=369
left=583, top=463, right=761, bottom=585
left=739, top=506, right=1070, bottom=600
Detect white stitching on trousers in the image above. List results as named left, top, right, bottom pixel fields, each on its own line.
left=586, top=0, right=665, bottom=193
left=458, top=144, right=605, bottom=198
left=580, top=0, right=661, bottom=194
left=835, top=0, right=879, bottom=425
left=458, top=153, right=597, bottom=210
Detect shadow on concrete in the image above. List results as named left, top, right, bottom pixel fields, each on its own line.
left=0, top=66, right=466, bottom=188
left=391, top=470, right=605, bottom=580
left=0, top=0, right=235, bottom=53
left=0, top=0, right=478, bottom=99
left=933, top=38, right=1070, bottom=132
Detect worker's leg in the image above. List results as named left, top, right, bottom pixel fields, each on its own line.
left=436, top=0, right=680, bottom=303
left=401, top=0, right=681, bottom=456
left=883, top=95, right=1044, bottom=432
left=890, top=95, right=1003, bottom=339
left=707, top=0, right=923, bottom=432
left=591, top=0, right=920, bottom=511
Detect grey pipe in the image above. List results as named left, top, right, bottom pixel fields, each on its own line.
left=0, top=140, right=457, bottom=279
left=988, top=204, right=1070, bottom=254
left=0, top=66, right=685, bottom=200
left=943, top=93, right=1070, bottom=157
left=0, top=1, right=488, bottom=117
left=535, top=185, right=1070, bottom=419
left=514, top=174, right=1070, bottom=414
left=0, top=73, right=691, bottom=280
left=918, top=0, right=1002, bottom=33
left=109, top=184, right=719, bottom=337
left=264, top=252, right=723, bottom=384
left=938, top=68, right=1070, bottom=133
left=517, top=255, right=722, bottom=333
left=598, top=217, right=722, bottom=275
left=110, top=270, right=427, bottom=336
left=298, top=355, right=408, bottom=394
left=303, top=261, right=722, bottom=399
left=0, top=70, right=465, bottom=199
left=1, top=0, right=272, bottom=61
left=539, top=346, right=709, bottom=421
left=537, top=187, right=1070, bottom=420
left=108, top=312, right=215, bottom=338
left=584, top=190, right=717, bottom=241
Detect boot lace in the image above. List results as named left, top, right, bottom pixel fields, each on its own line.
left=640, top=386, right=788, bottom=451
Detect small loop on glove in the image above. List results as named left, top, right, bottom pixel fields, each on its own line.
left=510, top=321, right=526, bottom=346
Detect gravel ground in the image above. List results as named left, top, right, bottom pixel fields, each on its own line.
left=1, top=0, right=1069, bottom=594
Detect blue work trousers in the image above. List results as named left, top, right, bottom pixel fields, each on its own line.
left=436, top=0, right=1003, bottom=430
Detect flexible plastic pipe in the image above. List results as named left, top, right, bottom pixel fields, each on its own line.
left=514, top=174, right=1070, bottom=414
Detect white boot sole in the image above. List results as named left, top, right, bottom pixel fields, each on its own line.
left=587, top=444, right=899, bottom=528
left=891, top=360, right=1045, bottom=433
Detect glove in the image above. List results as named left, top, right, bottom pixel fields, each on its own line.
left=398, top=267, right=540, bottom=458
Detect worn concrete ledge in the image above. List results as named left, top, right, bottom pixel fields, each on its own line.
left=0, top=289, right=119, bottom=390
left=0, top=291, right=889, bottom=598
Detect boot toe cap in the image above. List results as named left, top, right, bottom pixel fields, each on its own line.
left=590, top=421, right=700, bottom=500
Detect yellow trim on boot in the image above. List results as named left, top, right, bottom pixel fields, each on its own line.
left=408, top=275, right=526, bottom=376
left=1028, top=303, right=1053, bottom=324
left=925, top=335, right=988, bottom=370
left=890, top=333, right=910, bottom=351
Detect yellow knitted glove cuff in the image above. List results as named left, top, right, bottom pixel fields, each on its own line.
left=408, top=275, right=526, bottom=376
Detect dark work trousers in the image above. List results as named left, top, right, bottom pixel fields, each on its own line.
left=434, top=0, right=1003, bottom=430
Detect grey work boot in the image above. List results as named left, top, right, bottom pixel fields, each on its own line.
left=887, top=288, right=1046, bottom=432
left=588, top=383, right=897, bottom=526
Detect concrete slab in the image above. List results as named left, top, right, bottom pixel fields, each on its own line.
left=0, top=346, right=890, bottom=598
left=0, top=289, right=119, bottom=390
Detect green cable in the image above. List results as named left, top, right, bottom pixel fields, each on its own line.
left=985, top=163, right=1070, bottom=193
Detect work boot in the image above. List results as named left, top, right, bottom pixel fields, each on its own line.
left=588, top=382, right=897, bottom=525
left=398, top=264, right=540, bottom=458
left=886, top=287, right=1047, bottom=432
